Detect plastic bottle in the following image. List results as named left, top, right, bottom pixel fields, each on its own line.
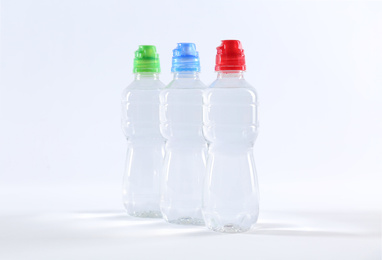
left=202, top=40, right=259, bottom=232
left=160, top=43, right=207, bottom=225
left=121, top=45, right=165, bottom=218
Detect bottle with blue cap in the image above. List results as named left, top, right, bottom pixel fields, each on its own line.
left=159, top=43, right=207, bottom=225
left=121, top=45, right=165, bottom=218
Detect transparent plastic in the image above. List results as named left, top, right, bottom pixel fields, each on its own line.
left=202, top=71, right=259, bottom=232
left=160, top=72, right=207, bottom=225
left=121, top=72, right=165, bottom=218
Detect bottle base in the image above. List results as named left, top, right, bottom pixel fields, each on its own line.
left=207, top=223, right=251, bottom=233
left=127, top=210, right=162, bottom=218
left=166, top=217, right=205, bottom=226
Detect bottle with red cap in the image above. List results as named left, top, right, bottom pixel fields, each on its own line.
left=202, top=40, right=259, bottom=232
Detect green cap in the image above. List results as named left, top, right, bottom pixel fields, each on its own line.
left=133, top=45, right=161, bottom=73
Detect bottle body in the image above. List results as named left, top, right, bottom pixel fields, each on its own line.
left=202, top=71, right=259, bottom=232
left=160, top=72, right=207, bottom=225
left=121, top=73, right=165, bottom=218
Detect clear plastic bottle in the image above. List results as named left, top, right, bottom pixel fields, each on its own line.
left=160, top=43, right=207, bottom=225
left=121, top=45, right=165, bottom=218
left=202, top=40, right=259, bottom=232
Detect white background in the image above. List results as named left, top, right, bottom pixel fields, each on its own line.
left=0, top=0, right=381, bottom=259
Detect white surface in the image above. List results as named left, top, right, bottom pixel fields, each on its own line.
left=0, top=209, right=380, bottom=259
left=0, top=183, right=380, bottom=259
left=0, top=0, right=381, bottom=259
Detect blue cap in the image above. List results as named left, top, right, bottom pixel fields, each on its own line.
left=171, top=43, right=200, bottom=72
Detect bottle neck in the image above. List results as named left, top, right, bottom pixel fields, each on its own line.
left=134, top=72, right=160, bottom=80
left=217, top=70, right=244, bottom=79
left=173, top=71, right=200, bottom=80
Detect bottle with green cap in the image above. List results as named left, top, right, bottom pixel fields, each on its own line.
left=121, top=45, right=165, bottom=218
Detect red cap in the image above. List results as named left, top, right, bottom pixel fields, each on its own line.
left=215, top=40, right=246, bottom=71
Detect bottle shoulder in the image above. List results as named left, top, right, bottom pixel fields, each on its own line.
left=209, top=78, right=255, bottom=90
left=124, top=79, right=166, bottom=91
left=122, top=81, right=165, bottom=102
left=165, top=79, right=207, bottom=90
left=122, top=80, right=165, bottom=99
left=205, top=79, right=257, bottom=103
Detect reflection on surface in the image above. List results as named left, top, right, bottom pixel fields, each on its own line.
left=0, top=210, right=380, bottom=259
